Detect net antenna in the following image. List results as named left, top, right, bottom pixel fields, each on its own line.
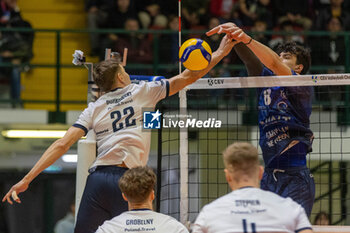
left=72, top=48, right=128, bottom=223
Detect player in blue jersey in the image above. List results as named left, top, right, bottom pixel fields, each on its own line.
left=207, top=23, right=315, bottom=216
left=2, top=35, right=236, bottom=233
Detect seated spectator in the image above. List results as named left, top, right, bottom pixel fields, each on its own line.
left=239, top=0, right=274, bottom=28
left=138, top=1, right=167, bottom=29
left=0, top=0, right=33, bottom=108
left=182, top=0, right=209, bottom=30
left=95, top=166, right=189, bottom=233
left=314, top=0, right=350, bottom=30
left=54, top=200, right=75, bottom=233
left=269, top=20, right=304, bottom=51
left=314, top=211, right=330, bottom=225
left=85, top=0, right=115, bottom=55
left=113, top=18, right=152, bottom=74
left=273, top=0, right=313, bottom=30
left=209, top=0, right=243, bottom=25
left=310, top=16, right=345, bottom=109
left=98, top=0, right=136, bottom=60
left=251, top=19, right=270, bottom=45
left=202, top=17, right=222, bottom=51
left=159, top=15, right=179, bottom=64
left=193, top=142, right=313, bottom=233
left=311, top=16, right=345, bottom=68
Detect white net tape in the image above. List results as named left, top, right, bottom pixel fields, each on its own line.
left=313, top=225, right=350, bottom=232
left=188, top=73, right=350, bottom=89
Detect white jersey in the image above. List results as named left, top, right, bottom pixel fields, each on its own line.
left=95, top=209, right=189, bottom=233
left=193, top=187, right=312, bottom=233
left=74, top=80, right=169, bottom=169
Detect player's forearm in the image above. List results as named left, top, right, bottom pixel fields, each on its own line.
left=246, top=39, right=280, bottom=71
left=23, top=139, right=70, bottom=184
left=234, top=42, right=263, bottom=76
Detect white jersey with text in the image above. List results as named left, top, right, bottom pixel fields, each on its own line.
left=73, top=80, right=169, bottom=169
left=95, top=209, right=189, bottom=233
left=193, top=187, right=312, bottom=233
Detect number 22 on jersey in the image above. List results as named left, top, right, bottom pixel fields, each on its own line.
left=110, top=106, right=136, bottom=132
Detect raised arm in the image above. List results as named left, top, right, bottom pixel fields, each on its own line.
left=2, top=126, right=85, bottom=204
left=233, top=42, right=263, bottom=76
left=168, top=35, right=237, bottom=96
left=207, top=23, right=292, bottom=76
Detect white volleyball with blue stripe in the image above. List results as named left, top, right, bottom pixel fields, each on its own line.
left=179, top=38, right=212, bottom=71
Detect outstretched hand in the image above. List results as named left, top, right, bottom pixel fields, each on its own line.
left=207, top=23, right=251, bottom=45
left=216, top=35, right=239, bottom=57
left=2, top=179, right=29, bottom=204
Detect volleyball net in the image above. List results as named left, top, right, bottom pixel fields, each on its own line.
left=158, top=73, right=350, bottom=230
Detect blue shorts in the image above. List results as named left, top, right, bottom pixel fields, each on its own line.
left=260, top=166, right=315, bottom=217
left=75, top=166, right=129, bottom=233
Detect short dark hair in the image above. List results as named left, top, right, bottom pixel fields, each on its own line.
left=119, top=166, right=156, bottom=203
left=276, top=42, right=311, bottom=74
left=93, top=59, right=122, bottom=92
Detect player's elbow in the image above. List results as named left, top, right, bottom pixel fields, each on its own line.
left=54, top=138, right=71, bottom=153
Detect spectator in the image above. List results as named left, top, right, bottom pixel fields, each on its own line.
left=95, top=166, right=189, bottom=233
left=182, top=0, right=209, bottom=30
left=0, top=0, right=33, bottom=107
left=310, top=16, right=345, bottom=110
left=239, top=0, right=274, bottom=27
left=314, top=211, right=330, bottom=225
left=202, top=17, right=222, bottom=51
left=159, top=15, right=179, bottom=64
left=209, top=0, right=238, bottom=19
left=268, top=20, right=304, bottom=51
left=85, top=0, right=115, bottom=56
left=54, top=200, right=75, bottom=233
left=314, top=0, right=350, bottom=30
left=273, top=0, right=313, bottom=30
left=251, top=19, right=269, bottom=45
left=98, top=0, right=137, bottom=60
left=138, top=1, right=167, bottom=29
left=193, top=142, right=313, bottom=233
left=113, top=18, right=152, bottom=74
left=311, top=16, right=345, bottom=68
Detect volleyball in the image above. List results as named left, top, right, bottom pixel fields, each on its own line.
left=179, top=38, right=212, bottom=71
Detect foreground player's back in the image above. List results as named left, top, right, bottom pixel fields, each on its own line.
left=96, top=210, right=189, bottom=233
left=193, top=187, right=312, bottom=233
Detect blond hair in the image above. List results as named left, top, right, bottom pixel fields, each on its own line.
left=118, top=166, right=156, bottom=203
left=223, top=142, right=259, bottom=179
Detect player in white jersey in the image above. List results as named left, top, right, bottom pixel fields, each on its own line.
left=2, top=35, right=236, bottom=233
left=193, top=142, right=313, bottom=233
left=96, top=166, right=188, bottom=233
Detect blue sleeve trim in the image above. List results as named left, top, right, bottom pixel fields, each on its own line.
left=73, top=124, right=88, bottom=136
left=165, top=80, right=169, bottom=98
left=261, top=66, right=275, bottom=76
left=295, top=227, right=312, bottom=233
left=291, top=69, right=297, bottom=75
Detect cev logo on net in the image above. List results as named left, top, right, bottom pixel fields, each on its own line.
left=312, top=75, right=317, bottom=83
left=143, top=110, right=222, bottom=129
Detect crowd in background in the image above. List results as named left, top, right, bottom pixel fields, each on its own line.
left=86, top=0, right=350, bottom=73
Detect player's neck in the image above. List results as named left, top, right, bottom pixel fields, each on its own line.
left=128, top=201, right=153, bottom=211
left=231, top=180, right=259, bottom=191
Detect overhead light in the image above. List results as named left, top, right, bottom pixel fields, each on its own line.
left=62, top=154, right=78, bottom=163
left=2, top=130, right=67, bottom=138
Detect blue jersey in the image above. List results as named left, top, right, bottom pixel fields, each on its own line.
left=258, top=67, right=314, bottom=168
